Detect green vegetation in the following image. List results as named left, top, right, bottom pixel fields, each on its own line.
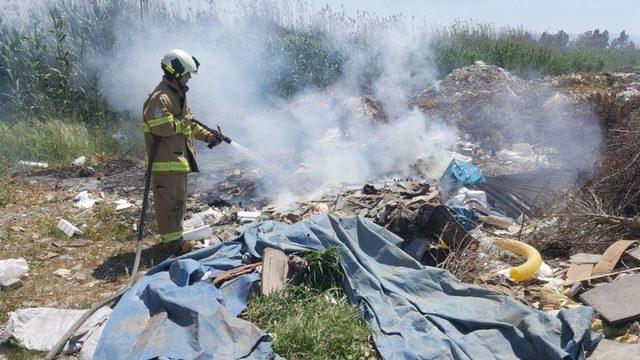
left=0, top=119, right=132, bottom=164
left=243, top=286, right=371, bottom=360
left=431, top=28, right=640, bottom=78
left=1, top=1, right=639, bottom=164
left=242, top=247, right=372, bottom=360
left=0, top=342, right=40, bottom=360
left=0, top=178, right=17, bottom=206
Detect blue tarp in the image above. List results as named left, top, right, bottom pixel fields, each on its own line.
left=94, top=215, right=601, bottom=359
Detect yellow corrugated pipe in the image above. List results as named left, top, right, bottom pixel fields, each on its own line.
left=493, top=238, right=542, bottom=282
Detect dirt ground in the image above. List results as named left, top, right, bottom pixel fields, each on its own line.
left=0, top=161, right=168, bottom=324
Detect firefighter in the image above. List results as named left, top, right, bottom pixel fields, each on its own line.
left=142, top=49, right=221, bottom=255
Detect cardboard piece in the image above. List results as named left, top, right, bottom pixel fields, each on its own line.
left=565, top=263, right=594, bottom=285
left=592, top=240, right=637, bottom=274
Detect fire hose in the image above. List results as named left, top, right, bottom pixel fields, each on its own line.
left=45, top=119, right=231, bottom=360
left=45, top=139, right=160, bottom=359
left=45, top=120, right=231, bottom=359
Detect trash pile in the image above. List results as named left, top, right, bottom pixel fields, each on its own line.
left=4, top=63, right=640, bottom=358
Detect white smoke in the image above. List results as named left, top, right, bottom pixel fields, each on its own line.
left=87, top=1, right=457, bottom=203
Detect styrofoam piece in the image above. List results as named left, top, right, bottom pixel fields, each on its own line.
left=114, top=199, right=133, bottom=211
left=0, top=258, right=29, bottom=283
left=237, top=211, right=260, bottom=224
left=197, top=208, right=215, bottom=217
left=182, top=225, right=213, bottom=241
left=57, top=219, right=82, bottom=237
left=116, top=203, right=133, bottom=211
left=18, top=161, right=48, bottom=168
left=183, top=216, right=205, bottom=230
left=74, top=191, right=96, bottom=209
left=72, top=156, right=87, bottom=166
left=196, top=207, right=225, bottom=224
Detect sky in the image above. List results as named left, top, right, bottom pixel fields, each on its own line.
left=322, top=0, right=640, bottom=38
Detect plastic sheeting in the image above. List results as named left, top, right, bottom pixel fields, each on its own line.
left=95, top=215, right=601, bottom=359
left=1, top=307, right=111, bottom=359
left=439, top=159, right=486, bottom=195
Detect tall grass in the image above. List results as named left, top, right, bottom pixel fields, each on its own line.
left=1, top=0, right=639, bottom=162
left=0, top=118, right=139, bottom=163
left=431, top=23, right=640, bottom=78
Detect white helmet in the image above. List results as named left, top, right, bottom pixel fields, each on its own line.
left=161, top=49, right=200, bottom=79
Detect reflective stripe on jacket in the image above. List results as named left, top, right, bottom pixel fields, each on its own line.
left=142, top=77, right=212, bottom=173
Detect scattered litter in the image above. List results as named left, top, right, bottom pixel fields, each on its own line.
left=72, top=156, right=87, bottom=166
left=493, top=238, right=542, bottom=281
left=592, top=240, right=637, bottom=274
left=212, top=262, right=261, bottom=286
left=10, top=226, right=25, bottom=233
left=53, top=268, right=73, bottom=280
left=0, top=307, right=111, bottom=357
left=114, top=199, right=133, bottom=211
left=616, top=88, right=640, bottom=101
left=570, top=253, right=602, bottom=264
left=626, top=246, right=640, bottom=262
left=1, top=277, right=23, bottom=291
left=565, top=266, right=640, bottom=286
left=196, top=207, right=227, bottom=225
left=580, top=273, right=640, bottom=324
left=68, top=240, right=90, bottom=247
left=18, top=161, right=49, bottom=168
left=183, top=215, right=205, bottom=230
left=540, top=282, right=581, bottom=311
left=237, top=211, right=261, bottom=224
left=439, top=159, right=486, bottom=196
left=0, top=258, right=29, bottom=286
left=565, top=263, right=594, bottom=285
left=477, top=213, right=516, bottom=228
left=362, top=184, right=378, bottom=195
left=57, top=219, right=83, bottom=237
left=182, top=225, right=213, bottom=242
left=37, top=252, right=59, bottom=260
left=261, top=248, right=289, bottom=295
left=74, top=191, right=97, bottom=209
left=536, top=262, right=555, bottom=282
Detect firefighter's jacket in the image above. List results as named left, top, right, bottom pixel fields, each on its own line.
left=142, top=77, right=212, bottom=173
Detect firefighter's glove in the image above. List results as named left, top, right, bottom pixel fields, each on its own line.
left=206, top=133, right=222, bottom=147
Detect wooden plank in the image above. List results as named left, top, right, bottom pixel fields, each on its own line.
left=592, top=240, right=637, bottom=274
left=261, top=248, right=289, bottom=295
left=565, top=264, right=594, bottom=285
left=580, top=273, right=640, bottom=324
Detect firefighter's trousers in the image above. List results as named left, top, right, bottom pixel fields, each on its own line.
left=151, top=172, right=187, bottom=242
